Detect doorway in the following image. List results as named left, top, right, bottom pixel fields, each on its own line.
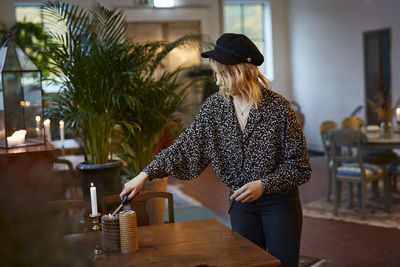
left=363, top=28, right=391, bottom=125
left=125, top=21, right=202, bottom=124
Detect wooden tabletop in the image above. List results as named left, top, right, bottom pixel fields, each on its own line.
left=65, top=219, right=280, bottom=267
left=365, top=132, right=400, bottom=150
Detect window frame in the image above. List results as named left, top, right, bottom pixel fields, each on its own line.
left=14, top=3, right=44, bottom=24
left=223, top=0, right=274, bottom=80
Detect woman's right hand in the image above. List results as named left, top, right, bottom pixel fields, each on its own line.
left=120, top=171, right=149, bottom=200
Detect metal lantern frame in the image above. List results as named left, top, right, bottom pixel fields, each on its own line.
left=0, top=35, right=45, bottom=149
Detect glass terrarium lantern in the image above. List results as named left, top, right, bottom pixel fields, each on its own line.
left=0, top=36, right=45, bottom=149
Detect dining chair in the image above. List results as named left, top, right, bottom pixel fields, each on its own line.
left=388, top=159, right=400, bottom=191
left=52, top=156, right=85, bottom=200
left=320, top=120, right=339, bottom=201
left=289, top=100, right=305, bottom=129
left=45, top=200, right=91, bottom=234
left=101, top=191, right=175, bottom=226
left=342, top=116, right=396, bottom=198
left=341, top=116, right=366, bottom=130
left=329, top=128, right=390, bottom=220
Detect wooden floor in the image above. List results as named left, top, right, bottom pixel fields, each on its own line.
left=169, top=156, right=400, bottom=267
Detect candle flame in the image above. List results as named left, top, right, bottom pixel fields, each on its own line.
left=35, top=116, right=41, bottom=122
left=91, top=182, right=94, bottom=187
left=43, top=119, right=50, bottom=126
left=59, top=120, right=64, bottom=127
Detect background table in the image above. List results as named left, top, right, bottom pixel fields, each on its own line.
left=65, top=219, right=280, bottom=267
left=365, top=132, right=400, bottom=150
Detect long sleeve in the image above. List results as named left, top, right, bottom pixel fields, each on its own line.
left=260, top=102, right=311, bottom=194
left=143, top=103, right=211, bottom=180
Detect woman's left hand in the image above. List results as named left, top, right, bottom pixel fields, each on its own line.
left=230, top=180, right=265, bottom=203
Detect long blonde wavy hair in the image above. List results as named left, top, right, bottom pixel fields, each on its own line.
left=209, top=59, right=271, bottom=108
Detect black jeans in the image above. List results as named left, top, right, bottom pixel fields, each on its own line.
left=229, top=187, right=302, bottom=267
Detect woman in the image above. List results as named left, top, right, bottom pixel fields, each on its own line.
left=120, top=33, right=311, bottom=267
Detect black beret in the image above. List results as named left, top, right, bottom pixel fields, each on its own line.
left=201, top=33, right=264, bottom=66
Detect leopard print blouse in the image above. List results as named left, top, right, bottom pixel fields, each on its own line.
left=143, top=88, right=311, bottom=194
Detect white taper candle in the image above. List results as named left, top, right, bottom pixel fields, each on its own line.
left=90, top=182, right=98, bottom=215
left=59, top=120, right=65, bottom=148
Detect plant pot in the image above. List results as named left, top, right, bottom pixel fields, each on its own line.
left=142, top=177, right=168, bottom=225
left=76, top=160, right=123, bottom=208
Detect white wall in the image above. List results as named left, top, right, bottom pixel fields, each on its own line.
left=269, top=0, right=292, bottom=99
left=289, top=0, right=400, bottom=151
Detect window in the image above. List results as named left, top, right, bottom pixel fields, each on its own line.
left=15, top=4, right=67, bottom=93
left=224, top=1, right=274, bottom=80
left=15, top=4, right=67, bottom=37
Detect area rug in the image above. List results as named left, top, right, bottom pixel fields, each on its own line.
left=167, top=184, right=230, bottom=226
left=166, top=184, right=201, bottom=209
left=299, top=255, right=327, bottom=267
left=303, top=191, right=400, bottom=229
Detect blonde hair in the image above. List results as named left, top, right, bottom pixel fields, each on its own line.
left=209, top=59, right=271, bottom=107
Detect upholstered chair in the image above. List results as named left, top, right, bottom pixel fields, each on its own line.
left=329, top=128, right=390, bottom=220
left=320, top=120, right=339, bottom=201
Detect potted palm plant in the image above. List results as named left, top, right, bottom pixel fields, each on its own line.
left=114, top=37, right=205, bottom=224
left=42, top=2, right=205, bottom=207
left=42, top=2, right=140, bottom=202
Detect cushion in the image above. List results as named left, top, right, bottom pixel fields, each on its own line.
left=337, top=162, right=384, bottom=180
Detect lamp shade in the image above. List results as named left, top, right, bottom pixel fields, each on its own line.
left=0, top=36, right=45, bottom=149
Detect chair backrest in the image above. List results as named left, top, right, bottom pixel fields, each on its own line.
left=320, top=120, right=338, bottom=155
left=45, top=200, right=91, bottom=234
left=101, top=191, right=175, bottom=226
left=52, top=157, right=84, bottom=200
left=289, top=100, right=305, bottom=129
left=328, top=128, right=367, bottom=165
left=320, top=120, right=338, bottom=135
left=341, top=116, right=366, bottom=130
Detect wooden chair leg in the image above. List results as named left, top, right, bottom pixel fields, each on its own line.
left=357, top=183, right=362, bottom=207
left=360, top=183, right=366, bottom=220
left=392, top=173, right=398, bottom=192
left=371, top=180, right=380, bottom=199
left=326, top=166, right=332, bottom=202
left=383, top=173, right=392, bottom=212
left=348, top=182, right=353, bottom=209
left=334, top=181, right=342, bottom=216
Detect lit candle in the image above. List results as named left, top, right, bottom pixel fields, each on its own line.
left=44, top=119, right=51, bottom=142
left=90, top=183, right=98, bottom=215
left=35, top=116, right=41, bottom=136
left=7, top=130, right=27, bottom=147
left=59, top=120, right=65, bottom=148
left=396, top=107, right=400, bottom=122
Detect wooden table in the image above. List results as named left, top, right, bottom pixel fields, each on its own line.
left=65, top=219, right=280, bottom=267
left=365, top=132, right=400, bottom=150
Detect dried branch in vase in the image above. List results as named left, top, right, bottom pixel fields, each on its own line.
left=367, top=82, right=400, bottom=122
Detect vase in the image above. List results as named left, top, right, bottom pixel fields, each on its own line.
left=76, top=160, right=123, bottom=207
left=379, top=120, right=393, bottom=138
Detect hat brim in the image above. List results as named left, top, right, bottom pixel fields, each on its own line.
left=201, top=47, right=244, bottom=65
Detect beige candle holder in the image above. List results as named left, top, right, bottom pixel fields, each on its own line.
left=102, top=214, right=121, bottom=253
left=119, top=210, right=139, bottom=253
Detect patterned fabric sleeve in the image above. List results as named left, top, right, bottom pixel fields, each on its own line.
left=261, top=102, right=312, bottom=194
left=143, top=102, right=211, bottom=181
